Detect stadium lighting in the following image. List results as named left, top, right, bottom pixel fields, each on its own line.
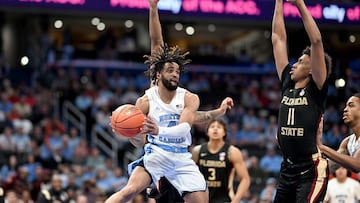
left=208, top=24, right=216, bottom=32
left=97, top=22, right=106, bottom=31
left=174, top=23, right=183, bottom=31
left=186, top=26, right=195, bottom=36
left=54, top=20, right=63, bottom=29
left=349, top=35, right=356, bottom=43
left=91, top=17, right=100, bottom=26
left=125, top=20, right=134, bottom=28
left=335, top=78, right=346, bottom=88
left=20, top=56, right=29, bottom=66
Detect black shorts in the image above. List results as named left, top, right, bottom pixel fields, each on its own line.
left=274, top=156, right=329, bottom=203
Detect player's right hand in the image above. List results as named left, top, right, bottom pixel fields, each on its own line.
left=148, top=0, right=159, bottom=7
left=218, top=97, right=234, bottom=115
left=140, top=116, right=159, bottom=135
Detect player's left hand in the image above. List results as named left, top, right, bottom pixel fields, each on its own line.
left=140, top=116, right=159, bottom=135
left=218, top=97, right=234, bottom=115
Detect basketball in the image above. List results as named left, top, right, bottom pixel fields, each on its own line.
left=110, top=104, right=145, bottom=138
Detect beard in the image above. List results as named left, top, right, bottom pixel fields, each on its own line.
left=161, top=77, right=178, bottom=91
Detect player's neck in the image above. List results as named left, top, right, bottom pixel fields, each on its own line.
left=208, top=140, right=225, bottom=151
left=157, top=86, right=176, bottom=104
left=352, top=125, right=360, bottom=139
left=294, top=78, right=309, bottom=89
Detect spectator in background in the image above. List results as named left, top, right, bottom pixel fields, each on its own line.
left=0, top=187, right=3, bottom=203
left=109, top=167, right=128, bottom=193
left=0, top=155, right=18, bottom=183
left=2, top=166, right=31, bottom=196
left=22, top=153, right=41, bottom=183
left=76, top=194, right=89, bottom=203
left=324, top=167, right=360, bottom=203
left=86, top=147, right=106, bottom=169
left=259, top=177, right=277, bottom=203
left=259, top=145, right=282, bottom=177
left=12, top=126, right=32, bottom=153
left=13, top=94, right=32, bottom=118
left=0, top=93, right=13, bottom=115
left=324, top=104, right=340, bottom=124
left=247, top=156, right=269, bottom=194
left=12, top=113, right=33, bottom=135
left=0, top=126, right=16, bottom=153
left=37, top=174, right=69, bottom=203
left=323, top=124, right=344, bottom=149
left=3, top=190, right=20, bottom=203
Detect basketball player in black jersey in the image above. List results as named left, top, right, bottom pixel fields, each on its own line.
left=272, top=0, right=332, bottom=202
left=192, top=119, right=250, bottom=203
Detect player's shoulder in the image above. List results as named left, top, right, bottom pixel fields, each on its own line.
left=228, top=145, right=242, bottom=160
left=192, top=144, right=202, bottom=153
left=135, top=94, right=150, bottom=114
left=184, top=90, right=199, bottom=100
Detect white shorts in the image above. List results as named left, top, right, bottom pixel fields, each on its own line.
left=143, top=143, right=207, bottom=196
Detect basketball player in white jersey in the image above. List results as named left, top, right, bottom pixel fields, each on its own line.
left=318, top=93, right=360, bottom=172
left=104, top=0, right=234, bottom=202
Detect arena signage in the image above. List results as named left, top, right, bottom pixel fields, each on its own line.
left=1, top=0, right=359, bottom=25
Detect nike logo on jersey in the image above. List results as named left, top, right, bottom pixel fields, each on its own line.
left=200, top=153, right=207, bottom=157
left=300, top=169, right=310, bottom=175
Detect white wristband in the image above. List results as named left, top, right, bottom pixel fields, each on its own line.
left=158, top=122, right=191, bottom=137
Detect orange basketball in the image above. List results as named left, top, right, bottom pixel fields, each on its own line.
left=110, top=104, right=145, bottom=138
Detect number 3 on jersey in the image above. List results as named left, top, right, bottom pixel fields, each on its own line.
left=287, top=108, right=295, bottom=125
left=208, top=168, right=216, bottom=180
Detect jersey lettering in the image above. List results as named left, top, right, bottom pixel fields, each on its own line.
left=281, top=96, right=309, bottom=106
left=280, top=127, right=304, bottom=136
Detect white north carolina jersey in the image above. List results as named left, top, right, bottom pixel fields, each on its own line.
left=346, top=133, right=360, bottom=157
left=143, top=86, right=206, bottom=195
left=145, top=86, right=192, bottom=148
left=324, top=177, right=360, bottom=203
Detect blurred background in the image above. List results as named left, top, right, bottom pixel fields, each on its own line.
left=0, top=0, right=359, bottom=202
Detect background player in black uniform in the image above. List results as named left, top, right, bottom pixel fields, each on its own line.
left=271, top=0, right=332, bottom=202
left=192, top=119, right=250, bottom=203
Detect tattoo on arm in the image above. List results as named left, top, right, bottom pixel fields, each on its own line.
left=196, top=110, right=218, bottom=123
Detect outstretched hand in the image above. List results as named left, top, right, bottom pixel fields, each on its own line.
left=148, top=0, right=159, bottom=7
left=218, top=97, right=234, bottom=116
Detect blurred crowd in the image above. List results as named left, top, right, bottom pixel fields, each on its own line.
left=0, top=58, right=358, bottom=202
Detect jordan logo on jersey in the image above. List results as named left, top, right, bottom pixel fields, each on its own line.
left=219, top=152, right=226, bottom=161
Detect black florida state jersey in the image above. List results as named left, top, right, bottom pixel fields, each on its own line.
left=198, top=143, right=233, bottom=203
left=277, top=65, right=328, bottom=160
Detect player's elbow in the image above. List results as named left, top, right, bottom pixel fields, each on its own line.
left=271, top=32, right=285, bottom=45
left=309, top=34, right=323, bottom=46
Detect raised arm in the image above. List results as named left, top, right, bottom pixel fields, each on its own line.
left=272, top=0, right=289, bottom=79
left=294, top=0, right=327, bottom=88
left=148, top=0, right=164, bottom=54
left=194, top=97, right=234, bottom=124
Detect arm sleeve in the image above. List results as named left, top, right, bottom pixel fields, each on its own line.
left=158, top=122, right=191, bottom=137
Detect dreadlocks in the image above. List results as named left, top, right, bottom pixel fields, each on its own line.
left=144, top=44, right=191, bottom=85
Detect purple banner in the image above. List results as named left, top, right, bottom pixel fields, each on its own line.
left=0, top=0, right=359, bottom=26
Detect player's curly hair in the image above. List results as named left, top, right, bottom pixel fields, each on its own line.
left=302, top=46, right=333, bottom=77
left=144, top=44, right=191, bottom=85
